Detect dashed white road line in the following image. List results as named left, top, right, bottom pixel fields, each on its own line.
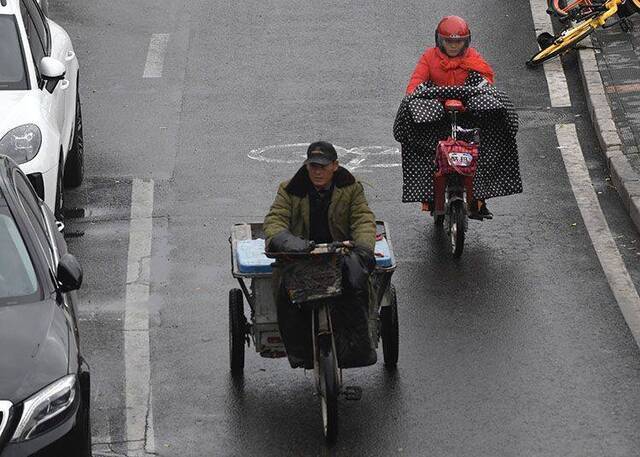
left=124, top=179, right=155, bottom=455
left=143, top=34, right=170, bottom=78
left=556, top=124, right=640, bottom=347
left=528, top=0, right=572, bottom=108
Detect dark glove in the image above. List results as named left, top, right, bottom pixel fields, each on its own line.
left=343, top=245, right=375, bottom=292
left=351, top=245, right=376, bottom=273
left=268, top=231, right=315, bottom=253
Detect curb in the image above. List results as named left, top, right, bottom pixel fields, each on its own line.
left=576, top=35, right=640, bottom=232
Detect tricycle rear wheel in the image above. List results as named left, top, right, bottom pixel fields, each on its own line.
left=229, top=288, right=246, bottom=375
left=380, top=285, right=399, bottom=371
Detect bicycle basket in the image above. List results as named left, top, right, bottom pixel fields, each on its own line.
left=278, top=253, right=343, bottom=304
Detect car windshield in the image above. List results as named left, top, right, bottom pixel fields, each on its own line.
left=0, top=206, right=40, bottom=304
left=0, top=15, right=28, bottom=90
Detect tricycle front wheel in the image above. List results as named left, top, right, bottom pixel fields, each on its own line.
left=229, top=288, right=246, bottom=375
left=318, top=343, right=339, bottom=444
left=380, top=284, right=399, bottom=371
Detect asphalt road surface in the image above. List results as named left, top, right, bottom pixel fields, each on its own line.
left=50, top=0, right=640, bottom=455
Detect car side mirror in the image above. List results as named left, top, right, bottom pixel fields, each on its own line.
left=39, top=57, right=66, bottom=93
left=57, top=253, right=83, bottom=292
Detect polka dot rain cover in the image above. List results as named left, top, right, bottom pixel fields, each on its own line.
left=393, top=72, right=523, bottom=203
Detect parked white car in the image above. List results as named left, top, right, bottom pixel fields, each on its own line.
left=0, top=0, right=83, bottom=220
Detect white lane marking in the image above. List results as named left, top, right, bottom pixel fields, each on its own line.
left=124, top=179, right=155, bottom=455
left=145, top=383, right=156, bottom=454
left=556, top=124, right=640, bottom=347
left=247, top=143, right=401, bottom=171
left=143, top=34, right=170, bottom=78
left=543, top=58, right=573, bottom=108
left=529, top=0, right=572, bottom=108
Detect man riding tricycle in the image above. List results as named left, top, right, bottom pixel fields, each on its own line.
left=229, top=141, right=398, bottom=443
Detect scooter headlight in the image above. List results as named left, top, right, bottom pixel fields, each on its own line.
left=10, top=375, right=77, bottom=442
left=0, top=124, right=42, bottom=164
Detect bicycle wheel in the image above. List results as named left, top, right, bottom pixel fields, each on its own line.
left=448, top=201, right=466, bottom=258
left=619, top=0, right=640, bottom=15
left=547, top=0, right=591, bottom=16
left=318, top=342, right=339, bottom=443
left=526, top=22, right=594, bottom=67
left=229, top=289, right=246, bottom=375
left=380, top=284, right=399, bottom=371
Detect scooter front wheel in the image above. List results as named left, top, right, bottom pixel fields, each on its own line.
left=449, top=202, right=466, bottom=258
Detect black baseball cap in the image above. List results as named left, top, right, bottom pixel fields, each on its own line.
left=305, top=141, right=338, bottom=165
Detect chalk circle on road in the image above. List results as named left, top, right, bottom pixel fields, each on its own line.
left=248, top=143, right=401, bottom=172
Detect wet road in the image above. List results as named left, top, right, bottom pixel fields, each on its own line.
left=51, top=0, right=640, bottom=455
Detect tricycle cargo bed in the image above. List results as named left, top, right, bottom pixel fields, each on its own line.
left=231, top=221, right=397, bottom=278
left=228, top=220, right=398, bottom=367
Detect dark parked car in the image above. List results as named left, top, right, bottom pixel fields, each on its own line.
left=0, top=155, right=90, bottom=456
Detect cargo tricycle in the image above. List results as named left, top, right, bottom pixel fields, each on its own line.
left=228, top=221, right=398, bottom=443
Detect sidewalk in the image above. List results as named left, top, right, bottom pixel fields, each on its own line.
left=576, top=14, right=640, bottom=232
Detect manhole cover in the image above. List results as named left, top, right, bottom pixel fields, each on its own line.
left=517, top=109, right=575, bottom=129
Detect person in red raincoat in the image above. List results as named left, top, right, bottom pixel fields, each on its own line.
left=406, top=16, right=495, bottom=218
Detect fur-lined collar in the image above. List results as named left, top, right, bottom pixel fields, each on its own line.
left=285, top=165, right=356, bottom=198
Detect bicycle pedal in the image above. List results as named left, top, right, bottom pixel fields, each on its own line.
left=537, top=32, right=555, bottom=50
left=343, top=386, right=363, bottom=401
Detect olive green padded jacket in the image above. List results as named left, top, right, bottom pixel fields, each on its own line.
left=264, top=166, right=376, bottom=251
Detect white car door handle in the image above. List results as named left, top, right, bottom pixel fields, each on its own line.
left=65, top=50, right=75, bottom=61
left=59, top=79, right=70, bottom=90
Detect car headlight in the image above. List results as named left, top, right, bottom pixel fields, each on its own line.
left=10, top=375, right=77, bottom=442
left=0, top=124, right=42, bottom=164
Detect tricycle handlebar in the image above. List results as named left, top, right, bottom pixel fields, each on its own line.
left=266, top=241, right=353, bottom=258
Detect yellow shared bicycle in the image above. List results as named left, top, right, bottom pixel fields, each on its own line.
left=527, top=0, right=639, bottom=67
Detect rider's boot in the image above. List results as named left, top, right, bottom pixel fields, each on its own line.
left=468, top=199, right=493, bottom=220
left=468, top=199, right=481, bottom=220
left=421, top=200, right=435, bottom=215
left=479, top=201, right=493, bottom=219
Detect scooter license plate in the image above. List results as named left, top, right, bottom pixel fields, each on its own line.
left=448, top=152, right=474, bottom=167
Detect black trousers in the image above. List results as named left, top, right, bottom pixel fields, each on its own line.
left=276, top=253, right=376, bottom=369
